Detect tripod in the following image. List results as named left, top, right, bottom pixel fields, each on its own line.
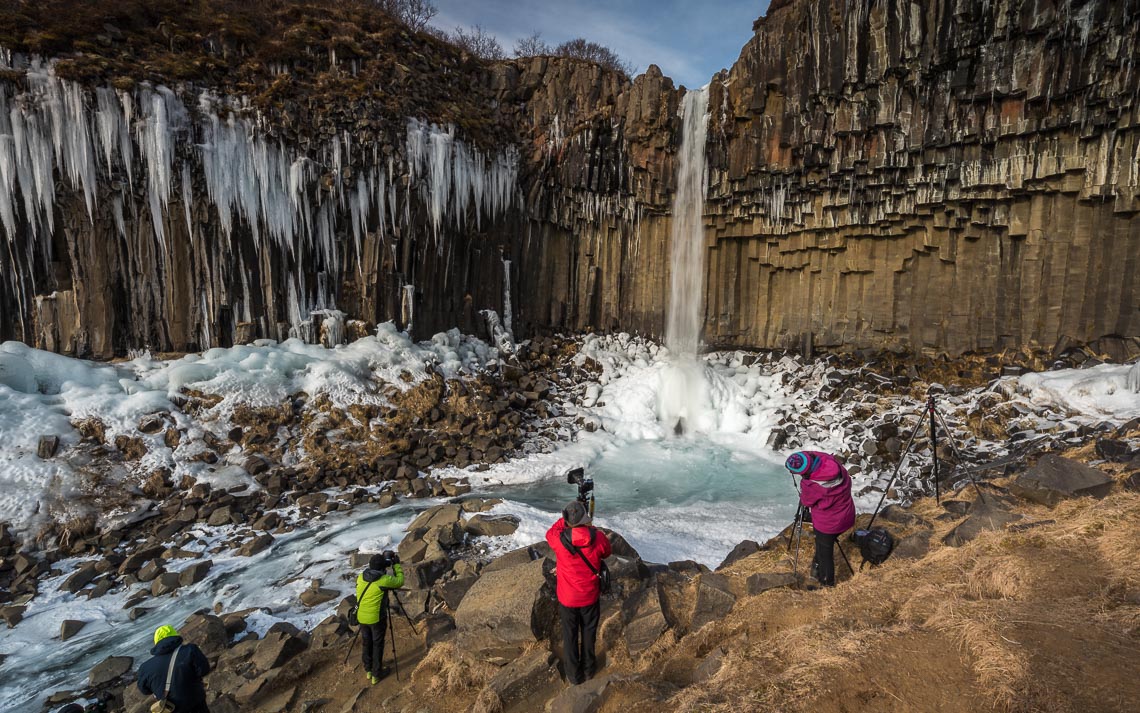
left=786, top=485, right=853, bottom=584
left=867, top=393, right=985, bottom=528
left=343, top=588, right=420, bottom=682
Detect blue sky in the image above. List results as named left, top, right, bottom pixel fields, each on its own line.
left=432, top=1, right=771, bottom=89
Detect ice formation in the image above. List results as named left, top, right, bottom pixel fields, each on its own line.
left=0, top=51, right=518, bottom=341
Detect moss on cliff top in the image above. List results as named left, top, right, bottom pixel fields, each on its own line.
left=0, top=0, right=509, bottom=146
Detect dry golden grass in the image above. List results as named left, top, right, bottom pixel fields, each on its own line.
left=410, top=641, right=497, bottom=697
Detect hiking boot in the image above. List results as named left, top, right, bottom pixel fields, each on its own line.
left=367, top=673, right=378, bottom=685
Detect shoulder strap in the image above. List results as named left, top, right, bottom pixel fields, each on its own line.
left=561, top=528, right=601, bottom=577
left=358, top=578, right=376, bottom=602
left=162, top=645, right=182, bottom=700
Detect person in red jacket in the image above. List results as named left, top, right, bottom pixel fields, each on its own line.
left=546, top=500, right=612, bottom=685
left=786, top=451, right=855, bottom=587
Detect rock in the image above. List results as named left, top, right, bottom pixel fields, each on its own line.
left=942, top=501, right=1023, bottom=547
left=243, top=455, right=269, bottom=476
left=421, top=612, right=456, bottom=646
left=464, top=514, right=520, bottom=538
left=1123, top=472, right=1140, bottom=493
left=622, top=585, right=670, bottom=656
left=483, top=648, right=558, bottom=710
left=547, top=673, right=614, bottom=713
left=37, top=435, right=60, bottom=459
left=60, top=619, right=86, bottom=640
left=892, top=531, right=933, bottom=560
left=118, top=546, right=165, bottom=575
left=690, top=574, right=736, bottom=632
left=455, top=558, right=556, bottom=663
left=62, top=563, right=99, bottom=593
left=257, top=685, right=296, bottom=713
left=1009, top=456, right=1115, bottom=506
left=0, top=605, right=23, bottom=628
left=442, top=481, right=472, bottom=497
left=406, top=503, right=463, bottom=532
left=397, top=535, right=429, bottom=565
left=252, top=512, right=281, bottom=531
left=1094, top=439, right=1133, bottom=462
left=941, top=500, right=972, bottom=516
left=745, top=571, right=797, bottom=595
left=433, top=576, right=478, bottom=611
left=251, top=629, right=308, bottom=672
left=138, top=414, right=166, bottom=434
left=137, top=559, right=165, bottom=583
left=402, top=558, right=452, bottom=590
left=716, top=540, right=761, bottom=570
left=238, top=534, right=275, bottom=557
left=207, top=506, right=234, bottom=527
left=151, top=572, right=182, bottom=596
left=181, top=612, right=228, bottom=657
left=878, top=504, right=928, bottom=525
left=179, top=560, right=212, bottom=587
left=482, top=543, right=553, bottom=574
left=300, top=587, right=339, bottom=608
left=89, top=655, right=132, bottom=686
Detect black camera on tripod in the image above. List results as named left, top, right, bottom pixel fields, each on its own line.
left=566, top=467, right=593, bottom=503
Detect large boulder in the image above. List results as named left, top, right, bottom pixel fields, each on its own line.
left=465, top=514, right=520, bottom=538
left=180, top=612, right=228, bottom=658
left=455, top=558, right=557, bottom=664
left=745, top=572, right=797, bottom=595
left=89, top=655, right=133, bottom=686
left=250, top=629, right=307, bottom=672
left=622, top=584, right=670, bottom=656
left=60, top=619, right=86, bottom=641
left=482, top=543, right=553, bottom=574
left=942, top=500, right=1022, bottom=546
left=179, top=560, right=213, bottom=587
left=716, top=540, right=761, bottom=571
left=481, top=648, right=558, bottom=710
left=689, top=573, right=736, bottom=632
left=1009, top=456, right=1114, bottom=506
left=406, top=503, right=463, bottom=532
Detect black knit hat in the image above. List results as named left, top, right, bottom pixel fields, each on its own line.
left=368, top=553, right=388, bottom=571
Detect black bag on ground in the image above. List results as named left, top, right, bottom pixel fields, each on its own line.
left=851, top=527, right=895, bottom=567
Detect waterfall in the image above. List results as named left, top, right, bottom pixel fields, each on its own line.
left=659, top=87, right=711, bottom=435
left=664, top=87, right=710, bottom=357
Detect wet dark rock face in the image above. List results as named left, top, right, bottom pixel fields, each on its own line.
left=2, top=0, right=1138, bottom=357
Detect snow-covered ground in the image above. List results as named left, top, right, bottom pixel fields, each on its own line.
left=0, top=325, right=498, bottom=536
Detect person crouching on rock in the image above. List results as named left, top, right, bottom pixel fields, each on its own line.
left=546, top=500, right=612, bottom=685
left=137, top=625, right=211, bottom=713
left=786, top=451, right=855, bottom=587
left=356, top=551, right=404, bottom=685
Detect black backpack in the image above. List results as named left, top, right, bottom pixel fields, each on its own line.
left=852, top=528, right=895, bottom=567
left=560, top=527, right=612, bottom=595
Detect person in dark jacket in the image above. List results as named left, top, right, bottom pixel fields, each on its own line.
left=354, top=551, right=405, bottom=685
left=137, top=625, right=211, bottom=713
left=546, top=500, right=612, bottom=685
left=786, top=451, right=856, bottom=587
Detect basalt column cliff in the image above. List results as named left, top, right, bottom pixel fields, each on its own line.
left=515, top=0, right=1140, bottom=356
left=1, top=0, right=1137, bottom=358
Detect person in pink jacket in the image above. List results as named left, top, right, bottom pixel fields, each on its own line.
left=786, top=451, right=855, bottom=586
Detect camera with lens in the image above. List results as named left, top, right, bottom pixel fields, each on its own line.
left=566, top=467, right=593, bottom=503
left=380, top=549, right=399, bottom=568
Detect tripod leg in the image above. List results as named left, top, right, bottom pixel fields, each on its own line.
left=792, top=517, right=803, bottom=581
left=786, top=505, right=802, bottom=552
left=934, top=407, right=986, bottom=504
left=342, top=629, right=355, bottom=666
left=388, top=610, right=400, bottom=682
left=836, top=542, right=854, bottom=576
left=867, top=417, right=922, bottom=529
left=929, top=397, right=941, bottom=505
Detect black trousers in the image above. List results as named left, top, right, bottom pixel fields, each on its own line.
left=560, top=601, right=600, bottom=684
left=361, top=618, right=387, bottom=676
left=813, top=531, right=838, bottom=586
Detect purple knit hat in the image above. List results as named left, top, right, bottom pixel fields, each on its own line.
left=785, top=451, right=813, bottom=476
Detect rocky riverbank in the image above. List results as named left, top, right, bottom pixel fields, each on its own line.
left=2, top=330, right=1137, bottom=711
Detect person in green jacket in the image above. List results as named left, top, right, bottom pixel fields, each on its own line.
left=355, top=550, right=404, bottom=684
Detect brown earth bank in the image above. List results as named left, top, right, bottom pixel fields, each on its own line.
left=39, top=428, right=1140, bottom=713
left=1, top=0, right=1137, bottom=357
